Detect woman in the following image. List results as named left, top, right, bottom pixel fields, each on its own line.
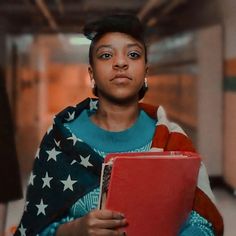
left=14, top=14, right=223, bottom=236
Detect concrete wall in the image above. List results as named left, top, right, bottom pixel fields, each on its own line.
left=146, top=27, right=224, bottom=176
left=5, top=35, right=94, bottom=178
left=219, top=0, right=236, bottom=189
left=196, top=25, right=223, bottom=176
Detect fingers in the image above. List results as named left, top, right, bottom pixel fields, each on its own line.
left=92, top=209, right=125, bottom=220
left=85, top=209, right=127, bottom=234
left=97, top=218, right=127, bottom=229
left=93, top=228, right=126, bottom=236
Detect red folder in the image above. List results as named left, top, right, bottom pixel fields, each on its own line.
left=99, top=152, right=201, bottom=236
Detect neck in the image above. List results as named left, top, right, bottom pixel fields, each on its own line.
left=91, top=99, right=140, bottom=131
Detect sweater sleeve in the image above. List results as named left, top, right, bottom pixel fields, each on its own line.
left=39, top=215, right=74, bottom=236
left=179, top=211, right=215, bottom=236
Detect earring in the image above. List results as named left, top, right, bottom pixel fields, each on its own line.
left=91, top=79, right=98, bottom=97
left=91, top=79, right=96, bottom=89
left=144, top=78, right=148, bottom=89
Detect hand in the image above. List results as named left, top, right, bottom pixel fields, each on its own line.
left=57, top=209, right=127, bottom=236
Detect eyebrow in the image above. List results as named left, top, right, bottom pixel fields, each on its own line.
left=95, top=45, right=112, bottom=53
left=95, top=43, right=144, bottom=53
left=127, top=43, right=144, bottom=51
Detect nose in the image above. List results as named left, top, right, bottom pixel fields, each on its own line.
left=113, top=54, right=128, bottom=70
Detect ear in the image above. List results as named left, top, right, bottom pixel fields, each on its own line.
left=88, top=66, right=94, bottom=80
left=145, top=65, right=149, bottom=77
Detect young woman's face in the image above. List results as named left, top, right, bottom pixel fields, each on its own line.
left=88, top=32, right=148, bottom=104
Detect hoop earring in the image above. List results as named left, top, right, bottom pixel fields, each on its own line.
left=144, top=78, right=148, bottom=89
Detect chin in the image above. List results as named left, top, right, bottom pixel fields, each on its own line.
left=99, top=91, right=139, bottom=104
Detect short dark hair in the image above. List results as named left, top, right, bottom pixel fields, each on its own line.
left=83, top=14, right=148, bottom=66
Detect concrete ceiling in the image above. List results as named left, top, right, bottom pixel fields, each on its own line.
left=0, top=0, right=222, bottom=39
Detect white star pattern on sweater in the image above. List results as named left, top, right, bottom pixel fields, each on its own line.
left=60, top=175, right=77, bottom=191
left=46, top=148, right=61, bottom=162
left=36, top=199, right=48, bottom=216
left=42, top=172, right=53, bottom=188
left=79, top=155, right=93, bottom=168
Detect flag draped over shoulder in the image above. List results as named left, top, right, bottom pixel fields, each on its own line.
left=14, top=98, right=223, bottom=236
left=14, top=98, right=103, bottom=236
left=140, top=102, right=223, bottom=236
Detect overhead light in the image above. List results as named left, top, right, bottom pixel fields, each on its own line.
left=69, top=36, right=91, bottom=45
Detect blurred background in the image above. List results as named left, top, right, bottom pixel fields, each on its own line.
left=0, top=0, right=235, bottom=235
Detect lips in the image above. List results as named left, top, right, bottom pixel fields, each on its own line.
left=111, top=74, right=132, bottom=81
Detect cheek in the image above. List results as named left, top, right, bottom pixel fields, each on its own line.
left=94, top=62, right=111, bottom=75
left=132, top=63, right=146, bottom=77
left=92, top=66, right=111, bottom=86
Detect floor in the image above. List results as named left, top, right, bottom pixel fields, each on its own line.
left=3, top=188, right=236, bottom=235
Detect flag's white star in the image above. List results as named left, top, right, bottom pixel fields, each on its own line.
left=46, top=147, right=61, bottom=162
left=60, top=175, right=77, bottom=191
left=77, top=137, right=83, bottom=142
left=67, top=133, right=78, bottom=146
left=29, top=172, right=36, bottom=186
left=35, top=148, right=40, bottom=159
left=65, top=111, right=75, bottom=121
left=54, top=139, right=61, bottom=147
left=89, top=99, right=98, bottom=110
left=47, top=125, right=53, bottom=135
left=42, top=172, right=53, bottom=188
left=18, top=223, right=26, bottom=236
left=24, top=201, right=29, bottom=212
left=79, top=155, right=93, bottom=168
left=36, top=199, right=48, bottom=216
left=71, top=159, right=78, bottom=165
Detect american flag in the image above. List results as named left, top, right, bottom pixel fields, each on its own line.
left=14, top=98, right=198, bottom=236
left=14, top=98, right=103, bottom=236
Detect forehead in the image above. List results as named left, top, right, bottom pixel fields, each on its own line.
left=93, top=32, right=144, bottom=49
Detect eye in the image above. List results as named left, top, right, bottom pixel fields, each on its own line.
left=98, top=53, right=112, bottom=59
left=128, top=51, right=141, bottom=59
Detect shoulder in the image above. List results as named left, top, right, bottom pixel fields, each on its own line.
left=139, top=103, right=185, bottom=133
